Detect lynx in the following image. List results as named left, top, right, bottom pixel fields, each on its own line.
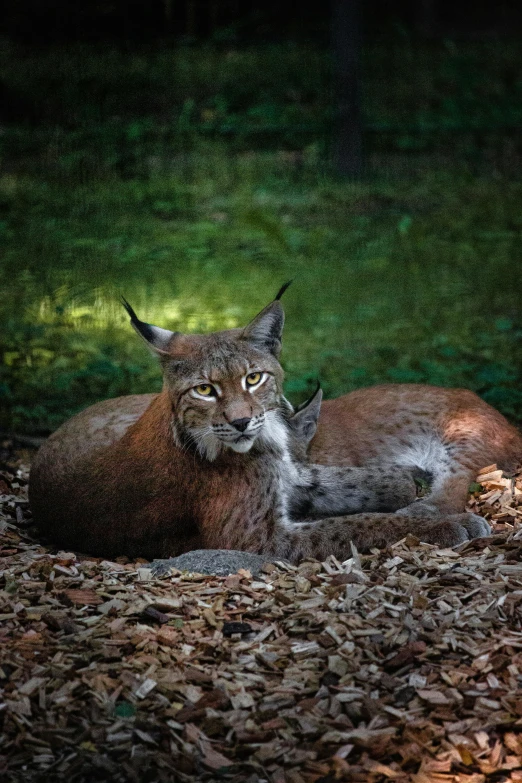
left=310, top=384, right=522, bottom=521
left=29, top=293, right=490, bottom=562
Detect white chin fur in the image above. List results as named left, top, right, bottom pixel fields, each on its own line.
left=178, top=409, right=287, bottom=461
left=226, top=439, right=255, bottom=453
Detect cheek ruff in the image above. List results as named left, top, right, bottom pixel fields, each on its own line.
left=259, top=410, right=288, bottom=454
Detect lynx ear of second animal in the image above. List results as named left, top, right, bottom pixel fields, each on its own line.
left=285, top=385, right=323, bottom=461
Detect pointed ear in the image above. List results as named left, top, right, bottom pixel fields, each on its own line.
left=288, top=385, right=323, bottom=444
left=121, top=297, right=176, bottom=354
left=241, top=300, right=284, bottom=357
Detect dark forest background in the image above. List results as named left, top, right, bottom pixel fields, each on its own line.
left=2, top=1, right=521, bottom=43
left=1, top=1, right=522, bottom=434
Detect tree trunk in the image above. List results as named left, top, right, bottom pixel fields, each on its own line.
left=331, top=0, right=363, bottom=178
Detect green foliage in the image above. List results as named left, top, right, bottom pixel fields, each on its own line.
left=0, top=314, right=162, bottom=432
left=1, top=38, right=521, bottom=171
left=1, top=39, right=522, bottom=433
left=468, top=482, right=483, bottom=494
left=114, top=702, right=136, bottom=718
left=2, top=159, right=522, bottom=432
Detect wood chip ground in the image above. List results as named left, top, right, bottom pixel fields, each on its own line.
left=1, top=450, right=522, bottom=782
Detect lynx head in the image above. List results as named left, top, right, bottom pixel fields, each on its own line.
left=122, top=287, right=291, bottom=461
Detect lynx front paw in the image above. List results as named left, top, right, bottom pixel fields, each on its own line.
left=373, top=468, right=421, bottom=512
left=418, top=513, right=490, bottom=548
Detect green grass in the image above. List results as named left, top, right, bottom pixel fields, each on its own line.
left=2, top=150, right=522, bottom=432
left=1, top=40, right=522, bottom=433
left=2, top=37, right=521, bottom=134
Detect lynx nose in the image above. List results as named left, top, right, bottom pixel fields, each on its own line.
left=230, top=417, right=251, bottom=433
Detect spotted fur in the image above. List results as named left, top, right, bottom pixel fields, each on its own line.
left=310, top=384, right=522, bottom=527
left=30, top=297, right=494, bottom=561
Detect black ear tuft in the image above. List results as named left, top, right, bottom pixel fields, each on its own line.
left=121, top=296, right=176, bottom=353
left=121, top=296, right=158, bottom=344
left=274, top=280, right=293, bottom=301
left=121, top=296, right=147, bottom=337
left=295, top=382, right=322, bottom=413
left=121, top=296, right=138, bottom=321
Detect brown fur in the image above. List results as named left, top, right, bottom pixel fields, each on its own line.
left=29, top=301, right=510, bottom=562
left=310, top=384, right=522, bottom=513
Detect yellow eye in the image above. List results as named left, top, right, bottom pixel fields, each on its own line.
left=246, top=372, right=262, bottom=387
left=194, top=384, right=215, bottom=397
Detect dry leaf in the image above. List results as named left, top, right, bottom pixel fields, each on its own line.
left=63, top=589, right=102, bottom=606
left=3, top=457, right=522, bottom=781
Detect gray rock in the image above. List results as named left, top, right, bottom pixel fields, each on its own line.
left=151, top=549, right=279, bottom=578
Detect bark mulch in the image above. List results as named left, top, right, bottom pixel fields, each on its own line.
left=1, top=451, right=522, bottom=782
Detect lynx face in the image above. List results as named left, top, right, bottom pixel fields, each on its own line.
left=164, top=336, right=287, bottom=460
left=122, top=295, right=289, bottom=461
